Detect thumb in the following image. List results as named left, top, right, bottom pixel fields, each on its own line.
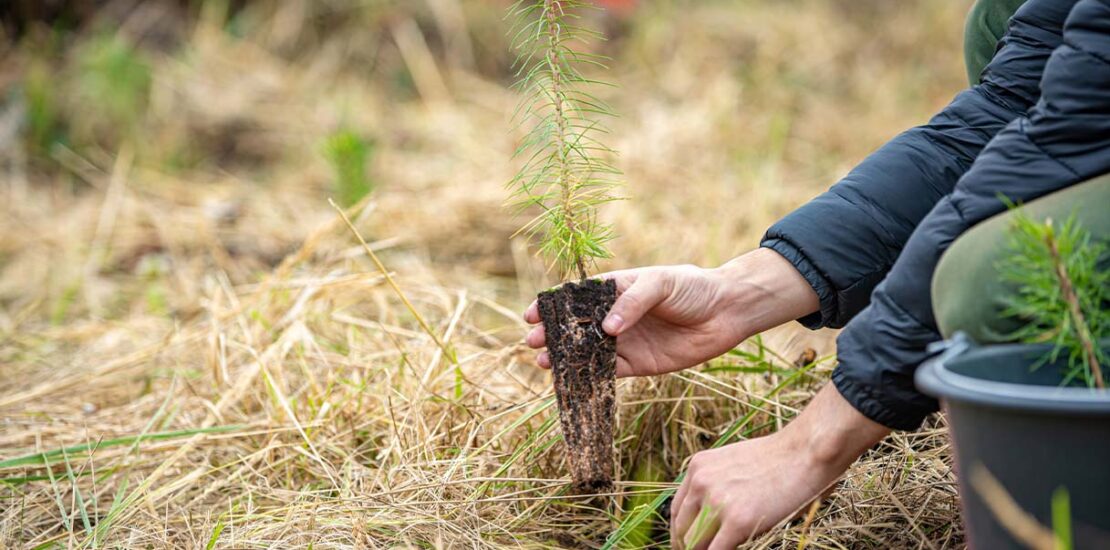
left=603, top=272, right=667, bottom=335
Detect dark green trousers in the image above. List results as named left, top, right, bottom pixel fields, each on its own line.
left=932, top=1, right=1109, bottom=340
left=964, top=0, right=1028, bottom=85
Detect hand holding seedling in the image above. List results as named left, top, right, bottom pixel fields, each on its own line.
left=524, top=248, right=820, bottom=377
left=525, top=265, right=744, bottom=378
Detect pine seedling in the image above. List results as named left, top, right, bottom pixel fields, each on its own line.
left=506, top=0, right=624, bottom=493
left=322, top=129, right=376, bottom=207
left=996, top=207, right=1109, bottom=388
left=507, top=0, right=622, bottom=281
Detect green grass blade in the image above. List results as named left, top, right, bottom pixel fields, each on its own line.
left=60, top=446, right=92, bottom=536
left=0, top=425, right=242, bottom=470
left=206, top=518, right=226, bottom=550
left=43, top=449, right=72, bottom=535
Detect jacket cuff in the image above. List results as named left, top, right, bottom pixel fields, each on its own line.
left=831, top=366, right=930, bottom=431
left=760, top=237, right=836, bottom=330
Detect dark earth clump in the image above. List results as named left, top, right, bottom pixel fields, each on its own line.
left=537, top=278, right=617, bottom=493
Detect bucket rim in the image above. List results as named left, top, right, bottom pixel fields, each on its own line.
left=915, top=335, right=1110, bottom=414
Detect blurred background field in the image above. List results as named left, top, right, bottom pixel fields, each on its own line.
left=1, top=1, right=970, bottom=547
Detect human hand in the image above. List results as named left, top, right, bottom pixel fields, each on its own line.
left=670, top=384, right=891, bottom=549
left=525, top=263, right=743, bottom=377
left=523, top=248, right=819, bottom=377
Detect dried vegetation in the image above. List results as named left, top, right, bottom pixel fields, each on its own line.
left=1, top=1, right=971, bottom=547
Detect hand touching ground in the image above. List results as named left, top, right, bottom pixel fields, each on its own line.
left=670, top=384, right=891, bottom=549
left=523, top=248, right=820, bottom=378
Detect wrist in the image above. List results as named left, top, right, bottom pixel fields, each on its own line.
left=709, top=248, right=819, bottom=337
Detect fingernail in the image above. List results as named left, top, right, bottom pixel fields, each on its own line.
left=603, top=314, right=624, bottom=335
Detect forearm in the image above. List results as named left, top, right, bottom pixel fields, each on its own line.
left=710, top=247, right=819, bottom=338
left=785, top=383, right=890, bottom=470
left=711, top=252, right=891, bottom=460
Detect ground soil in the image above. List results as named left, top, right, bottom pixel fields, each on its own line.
left=537, top=278, right=618, bottom=493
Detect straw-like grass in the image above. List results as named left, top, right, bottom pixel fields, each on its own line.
left=2, top=1, right=970, bottom=547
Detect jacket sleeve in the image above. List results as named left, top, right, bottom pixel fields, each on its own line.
left=761, top=0, right=1072, bottom=329
left=835, top=0, right=1110, bottom=431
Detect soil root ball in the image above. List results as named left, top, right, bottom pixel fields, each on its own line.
left=537, top=278, right=618, bottom=493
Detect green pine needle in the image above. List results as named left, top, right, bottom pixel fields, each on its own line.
left=507, top=0, right=623, bottom=281
left=996, top=205, right=1109, bottom=388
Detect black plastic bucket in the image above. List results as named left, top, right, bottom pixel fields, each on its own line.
left=915, top=334, right=1110, bottom=549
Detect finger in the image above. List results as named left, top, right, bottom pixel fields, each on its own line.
left=604, top=273, right=666, bottom=336
left=598, top=269, right=640, bottom=292
left=537, top=351, right=550, bottom=368
left=523, top=301, right=540, bottom=324
left=525, top=326, right=545, bottom=348
left=685, top=503, right=721, bottom=550
left=670, top=471, right=691, bottom=526
left=670, top=489, right=699, bottom=549
left=705, top=522, right=744, bottom=550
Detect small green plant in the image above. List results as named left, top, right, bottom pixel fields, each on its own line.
left=507, top=0, right=622, bottom=281
left=74, top=32, right=151, bottom=145
left=322, top=129, right=376, bottom=207
left=997, top=207, right=1109, bottom=388
left=23, top=59, right=66, bottom=155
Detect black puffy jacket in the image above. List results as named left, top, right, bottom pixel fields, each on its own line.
left=761, top=0, right=1110, bottom=430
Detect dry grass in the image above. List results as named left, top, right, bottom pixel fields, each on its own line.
left=2, top=1, right=970, bottom=547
